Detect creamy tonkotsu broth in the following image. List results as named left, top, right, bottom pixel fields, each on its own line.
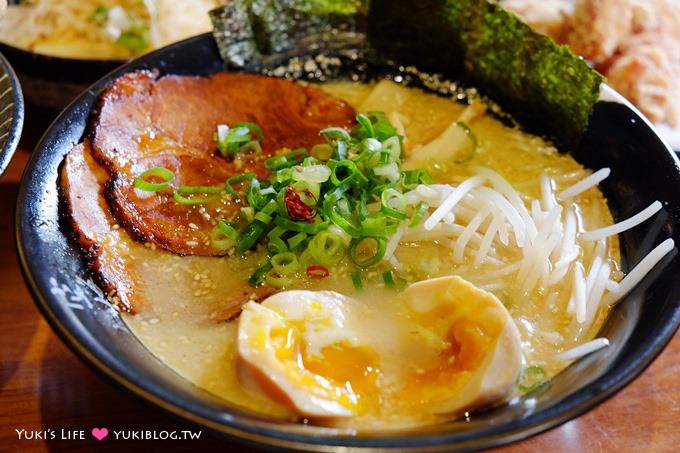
left=123, top=80, right=620, bottom=428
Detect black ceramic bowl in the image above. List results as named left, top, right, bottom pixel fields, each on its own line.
left=0, top=50, right=23, bottom=177
left=16, top=33, right=680, bottom=451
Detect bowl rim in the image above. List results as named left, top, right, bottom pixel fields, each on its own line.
left=0, top=40, right=130, bottom=65
left=0, top=50, right=24, bottom=177
left=15, top=33, right=680, bottom=451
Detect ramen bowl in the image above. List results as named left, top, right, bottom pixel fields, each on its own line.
left=16, top=33, right=680, bottom=451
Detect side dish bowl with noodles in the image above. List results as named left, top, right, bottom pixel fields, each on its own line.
left=0, top=0, right=227, bottom=111
left=0, top=0, right=224, bottom=59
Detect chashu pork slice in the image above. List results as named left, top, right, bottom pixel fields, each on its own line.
left=61, top=140, right=273, bottom=315
left=90, top=71, right=356, bottom=256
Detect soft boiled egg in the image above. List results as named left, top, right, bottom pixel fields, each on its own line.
left=236, top=276, right=522, bottom=422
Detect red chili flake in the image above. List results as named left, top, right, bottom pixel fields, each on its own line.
left=285, top=186, right=316, bottom=222
left=306, top=264, right=330, bottom=280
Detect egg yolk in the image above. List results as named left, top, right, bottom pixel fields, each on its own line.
left=237, top=278, right=521, bottom=421
left=248, top=317, right=380, bottom=414
left=397, top=277, right=509, bottom=406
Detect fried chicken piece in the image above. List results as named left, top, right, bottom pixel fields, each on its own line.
left=568, top=0, right=680, bottom=127
left=607, top=43, right=680, bottom=126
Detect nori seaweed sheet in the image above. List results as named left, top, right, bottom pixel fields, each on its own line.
left=211, top=0, right=605, bottom=150
left=211, top=0, right=364, bottom=71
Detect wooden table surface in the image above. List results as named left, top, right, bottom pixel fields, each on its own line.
left=1, top=141, right=679, bottom=452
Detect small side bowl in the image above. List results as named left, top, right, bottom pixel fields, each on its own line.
left=0, top=50, right=23, bottom=177
left=0, top=43, right=124, bottom=113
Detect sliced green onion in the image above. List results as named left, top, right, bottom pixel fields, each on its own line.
left=402, top=169, right=433, bottom=189
left=298, top=248, right=315, bottom=269
left=248, top=262, right=273, bottom=286
left=228, top=172, right=255, bottom=185
left=311, top=143, right=333, bottom=160
left=265, top=271, right=293, bottom=288
left=267, top=225, right=286, bottom=239
left=360, top=216, right=398, bottom=237
left=326, top=203, right=361, bottom=238
left=274, top=216, right=329, bottom=234
left=350, top=237, right=387, bottom=268
left=264, top=155, right=289, bottom=171
left=267, top=237, right=288, bottom=254
left=295, top=165, right=331, bottom=184
left=247, top=179, right=273, bottom=211
left=240, top=206, right=255, bottom=223
left=254, top=199, right=278, bottom=224
left=519, top=365, right=547, bottom=393
left=134, top=167, right=174, bottom=192
left=285, top=148, right=308, bottom=165
left=382, top=136, right=402, bottom=161
left=373, top=162, right=400, bottom=180
left=351, top=271, right=363, bottom=291
left=143, top=113, right=427, bottom=272
left=225, top=172, right=255, bottom=201
left=291, top=180, right=321, bottom=203
left=320, top=127, right=351, bottom=141
left=271, top=252, right=299, bottom=275
left=236, top=221, right=266, bottom=254
left=173, top=186, right=222, bottom=204
left=330, top=160, right=365, bottom=186
left=237, top=140, right=262, bottom=154
left=357, top=193, right=369, bottom=220
left=355, top=113, right=375, bottom=138
left=216, top=122, right=263, bottom=158
left=306, top=230, right=346, bottom=266
left=336, top=140, right=348, bottom=160
left=454, top=121, right=478, bottom=164
left=210, top=224, right=236, bottom=251
left=382, top=270, right=396, bottom=288
left=287, top=232, right=308, bottom=250
left=380, top=188, right=408, bottom=220
left=368, top=112, right=398, bottom=141
left=217, top=219, right=239, bottom=240
left=409, top=201, right=430, bottom=227
left=233, top=122, right=264, bottom=141
left=323, top=183, right=351, bottom=204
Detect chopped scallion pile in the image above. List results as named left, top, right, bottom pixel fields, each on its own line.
left=215, top=122, right=264, bottom=158
left=132, top=113, right=435, bottom=287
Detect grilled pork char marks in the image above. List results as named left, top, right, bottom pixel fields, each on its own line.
left=91, top=71, right=355, bottom=256
left=61, top=141, right=284, bottom=315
